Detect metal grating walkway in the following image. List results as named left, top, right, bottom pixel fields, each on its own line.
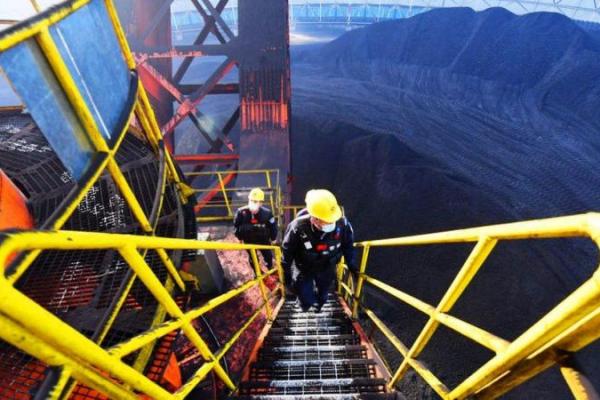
left=235, top=295, right=400, bottom=400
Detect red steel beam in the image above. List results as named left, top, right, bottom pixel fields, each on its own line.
left=174, top=154, right=239, bottom=165
left=161, top=59, right=236, bottom=136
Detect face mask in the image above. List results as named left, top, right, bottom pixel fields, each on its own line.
left=320, top=222, right=336, bottom=233
left=248, top=202, right=260, bottom=213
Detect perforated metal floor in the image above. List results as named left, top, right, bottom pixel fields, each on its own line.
left=235, top=295, right=393, bottom=400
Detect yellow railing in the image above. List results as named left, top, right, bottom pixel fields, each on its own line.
left=0, top=2, right=287, bottom=398
left=0, top=230, right=284, bottom=399
left=186, top=169, right=281, bottom=222
left=337, top=212, right=600, bottom=399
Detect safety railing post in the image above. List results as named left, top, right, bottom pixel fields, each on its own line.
left=336, top=260, right=344, bottom=295
left=118, top=245, right=235, bottom=390
left=250, top=249, right=273, bottom=320
left=352, top=245, right=370, bottom=319
left=274, top=247, right=285, bottom=297
left=388, top=236, right=496, bottom=390
left=559, top=355, right=600, bottom=400
left=265, top=170, right=275, bottom=214
left=217, top=171, right=233, bottom=218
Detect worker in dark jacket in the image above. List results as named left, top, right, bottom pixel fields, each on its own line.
left=234, top=188, right=277, bottom=269
left=282, top=189, right=357, bottom=312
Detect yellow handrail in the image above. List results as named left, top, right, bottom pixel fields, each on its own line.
left=0, top=2, right=283, bottom=397
left=186, top=169, right=281, bottom=222
left=338, top=212, right=600, bottom=399
left=0, top=230, right=284, bottom=398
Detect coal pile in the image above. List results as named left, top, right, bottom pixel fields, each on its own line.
left=290, top=8, right=600, bottom=399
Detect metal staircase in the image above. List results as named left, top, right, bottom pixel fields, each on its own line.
left=235, top=295, right=398, bottom=400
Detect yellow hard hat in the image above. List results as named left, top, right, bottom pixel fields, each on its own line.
left=248, top=188, right=265, bottom=202
left=305, top=189, right=341, bottom=223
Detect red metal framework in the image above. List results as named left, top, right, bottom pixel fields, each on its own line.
left=118, top=0, right=291, bottom=217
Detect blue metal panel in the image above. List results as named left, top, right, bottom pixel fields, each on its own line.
left=50, top=0, right=131, bottom=144
left=0, top=40, right=94, bottom=180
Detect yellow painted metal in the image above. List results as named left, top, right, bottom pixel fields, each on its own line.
left=218, top=172, right=233, bottom=217
left=108, top=274, right=271, bottom=357
left=477, top=304, right=600, bottom=399
left=0, top=280, right=174, bottom=398
left=0, top=1, right=285, bottom=398
left=434, top=311, right=509, bottom=354
left=216, top=286, right=279, bottom=361
left=189, top=169, right=281, bottom=222
left=0, top=0, right=91, bottom=52
left=0, top=230, right=278, bottom=255
left=105, top=160, right=153, bottom=229
left=364, top=276, right=508, bottom=354
left=560, top=362, right=600, bottom=400
left=389, top=237, right=497, bottom=388
left=360, top=307, right=450, bottom=398
left=340, top=281, right=353, bottom=298
left=351, top=245, right=370, bottom=318
left=118, top=245, right=235, bottom=389
left=36, top=23, right=160, bottom=240
left=103, top=0, right=136, bottom=69
left=250, top=249, right=273, bottom=319
left=265, top=170, right=275, bottom=213
left=274, top=247, right=285, bottom=296
left=36, top=28, right=109, bottom=152
left=0, top=226, right=279, bottom=398
left=449, top=269, right=600, bottom=399
left=0, top=314, right=139, bottom=400
left=357, top=213, right=595, bottom=248
left=48, top=365, right=72, bottom=400
left=340, top=213, right=600, bottom=399
left=174, top=362, right=215, bottom=399
left=336, top=262, right=344, bottom=294
left=187, top=169, right=278, bottom=176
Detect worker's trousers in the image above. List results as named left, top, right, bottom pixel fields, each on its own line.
left=295, top=265, right=336, bottom=311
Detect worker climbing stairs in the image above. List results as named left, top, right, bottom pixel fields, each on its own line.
left=235, top=294, right=399, bottom=400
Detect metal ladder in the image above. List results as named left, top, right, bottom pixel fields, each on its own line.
left=235, top=295, right=400, bottom=400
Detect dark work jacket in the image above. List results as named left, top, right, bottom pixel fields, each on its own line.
left=281, top=214, right=356, bottom=279
left=234, top=206, right=277, bottom=244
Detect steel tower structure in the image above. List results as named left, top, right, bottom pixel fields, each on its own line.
left=119, top=0, right=291, bottom=212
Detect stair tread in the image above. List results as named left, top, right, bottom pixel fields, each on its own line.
left=266, top=334, right=358, bottom=341
left=262, top=345, right=365, bottom=352
left=241, top=377, right=386, bottom=388
left=233, top=394, right=403, bottom=400
left=252, top=359, right=377, bottom=368
left=236, top=296, right=389, bottom=399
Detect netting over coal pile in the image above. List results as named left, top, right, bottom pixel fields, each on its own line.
left=0, top=113, right=194, bottom=398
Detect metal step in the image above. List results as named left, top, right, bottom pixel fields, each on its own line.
left=233, top=394, right=362, bottom=400
left=280, top=305, right=343, bottom=312
left=239, top=378, right=386, bottom=395
left=250, top=361, right=377, bottom=380
left=258, top=347, right=367, bottom=362
left=261, top=345, right=366, bottom=353
left=252, top=359, right=377, bottom=368
left=276, top=311, right=347, bottom=319
left=233, top=395, right=361, bottom=400
left=273, top=319, right=350, bottom=328
left=234, top=393, right=406, bottom=400
left=264, top=334, right=360, bottom=347
left=269, top=326, right=353, bottom=335
left=235, top=296, right=392, bottom=399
